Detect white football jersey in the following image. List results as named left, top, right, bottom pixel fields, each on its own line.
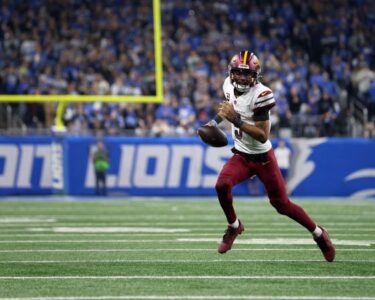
left=222, top=76, right=276, bottom=154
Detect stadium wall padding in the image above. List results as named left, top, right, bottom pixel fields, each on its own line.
left=0, top=136, right=374, bottom=197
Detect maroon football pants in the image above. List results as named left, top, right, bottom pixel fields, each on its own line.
left=215, top=149, right=316, bottom=232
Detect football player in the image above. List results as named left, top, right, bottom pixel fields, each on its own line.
left=207, top=50, right=335, bottom=262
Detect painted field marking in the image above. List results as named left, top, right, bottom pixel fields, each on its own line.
left=1, top=212, right=374, bottom=224
left=0, top=238, right=373, bottom=246
left=4, top=229, right=375, bottom=234
left=177, top=238, right=374, bottom=246
left=1, top=259, right=375, bottom=264
left=0, top=275, right=374, bottom=280
left=0, top=248, right=374, bottom=253
left=0, top=297, right=375, bottom=300
left=22, top=227, right=375, bottom=233
left=0, top=233, right=374, bottom=237
left=1, top=222, right=375, bottom=227
left=0, top=218, right=56, bottom=223
left=1, top=213, right=373, bottom=220
left=0, top=240, right=176, bottom=243
left=29, top=227, right=191, bottom=233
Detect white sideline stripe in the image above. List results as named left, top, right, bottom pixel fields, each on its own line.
left=0, top=275, right=375, bottom=280
left=0, top=238, right=373, bottom=246
left=1, top=297, right=375, bottom=300
left=1, top=259, right=375, bottom=264
left=0, top=248, right=374, bottom=253
left=177, top=238, right=374, bottom=246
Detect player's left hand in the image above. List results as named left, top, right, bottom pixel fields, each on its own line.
left=218, top=101, right=238, bottom=123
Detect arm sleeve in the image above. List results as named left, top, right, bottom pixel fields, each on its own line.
left=253, top=109, right=270, bottom=121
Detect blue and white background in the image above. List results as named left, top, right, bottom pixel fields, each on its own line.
left=0, top=136, right=374, bottom=197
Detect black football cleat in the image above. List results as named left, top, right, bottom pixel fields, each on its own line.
left=218, top=220, right=244, bottom=254
left=314, top=226, right=336, bottom=262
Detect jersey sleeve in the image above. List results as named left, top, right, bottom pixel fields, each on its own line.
left=222, top=77, right=231, bottom=101
left=253, top=90, right=275, bottom=112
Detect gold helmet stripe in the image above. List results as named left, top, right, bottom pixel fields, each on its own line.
left=243, top=50, right=248, bottom=64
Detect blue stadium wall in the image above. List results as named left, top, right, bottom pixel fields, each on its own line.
left=0, top=136, right=374, bottom=198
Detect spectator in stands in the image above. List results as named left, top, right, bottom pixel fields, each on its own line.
left=104, top=108, right=124, bottom=136
left=365, top=79, right=375, bottom=122
left=64, top=103, right=90, bottom=135
left=176, top=98, right=196, bottom=136
left=364, top=121, right=375, bottom=138
left=22, top=103, right=46, bottom=129
left=152, top=95, right=178, bottom=136
left=121, top=103, right=147, bottom=136
left=318, top=91, right=340, bottom=137
left=1, top=0, right=375, bottom=138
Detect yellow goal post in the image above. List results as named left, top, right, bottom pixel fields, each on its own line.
left=0, top=0, right=163, bottom=129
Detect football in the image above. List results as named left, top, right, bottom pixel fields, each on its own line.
left=197, top=125, right=228, bottom=147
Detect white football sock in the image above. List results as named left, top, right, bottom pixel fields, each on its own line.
left=230, top=219, right=239, bottom=229
left=312, top=226, right=323, bottom=238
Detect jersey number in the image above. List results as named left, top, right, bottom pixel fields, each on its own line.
left=234, top=127, right=243, bottom=139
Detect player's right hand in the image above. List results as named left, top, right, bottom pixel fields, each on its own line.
left=197, top=121, right=216, bottom=136
left=204, top=120, right=217, bottom=127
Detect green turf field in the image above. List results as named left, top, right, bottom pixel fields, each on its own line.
left=0, top=197, right=374, bottom=300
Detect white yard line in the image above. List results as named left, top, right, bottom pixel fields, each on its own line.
left=0, top=275, right=374, bottom=280
left=24, top=227, right=375, bottom=233
left=30, top=227, right=192, bottom=233
left=1, top=222, right=374, bottom=227
left=0, top=240, right=177, bottom=243
left=0, top=297, right=375, bottom=300
left=177, top=238, right=374, bottom=246
left=0, top=218, right=56, bottom=223
left=1, top=228, right=373, bottom=233
left=0, top=214, right=374, bottom=219
left=0, top=248, right=374, bottom=253
left=0, top=259, right=374, bottom=264
left=1, top=217, right=374, bottom=225
left=0, top=238, right=373, bottom=246
left=0, top=233, right=374, bottom=237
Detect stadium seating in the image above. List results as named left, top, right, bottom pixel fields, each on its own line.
left=0, top=0, right=374, bottom=137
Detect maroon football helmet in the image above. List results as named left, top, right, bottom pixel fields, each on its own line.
left=228, top=51, right=261, bottom=93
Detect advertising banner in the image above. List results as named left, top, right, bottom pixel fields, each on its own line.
left=0, top=136, right=374, bottom=197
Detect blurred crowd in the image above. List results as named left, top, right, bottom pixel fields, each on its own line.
left=1, top=0, right=375, bottom=137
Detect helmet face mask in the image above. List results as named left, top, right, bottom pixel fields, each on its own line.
left=230, top=68, right=257, bottom=93
left=228, top=51, right=261, bottom=93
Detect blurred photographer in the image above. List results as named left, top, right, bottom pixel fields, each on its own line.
left=92, top=141, right=109, bottom=196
